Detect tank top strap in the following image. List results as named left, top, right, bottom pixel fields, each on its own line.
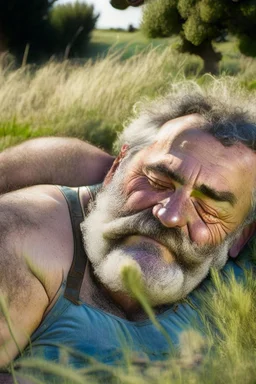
left=86, top=183, right=102, bottom=201
left=58, top=186, right=87, bottom=305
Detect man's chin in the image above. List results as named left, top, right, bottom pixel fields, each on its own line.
left=93, top=246, right=186, bottom=307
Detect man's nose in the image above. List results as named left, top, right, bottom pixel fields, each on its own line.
left=152, top=191, right=189, bottom=229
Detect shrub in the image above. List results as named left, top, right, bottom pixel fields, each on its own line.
left=50, top=1, right=99, bottom=58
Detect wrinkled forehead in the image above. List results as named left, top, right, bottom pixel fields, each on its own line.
left=152, top=113, right=256, bottom=192
left=156, top=114, right=253, bottom=161
left=156, top=113, right=206, bottom=142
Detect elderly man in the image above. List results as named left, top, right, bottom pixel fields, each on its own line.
left=0, top=90, right=256, bottom=383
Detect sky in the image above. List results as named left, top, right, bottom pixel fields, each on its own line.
left=58, top=0, right=143, bottom=29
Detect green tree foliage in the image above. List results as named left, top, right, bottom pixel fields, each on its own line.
left=142, top=0, right=256, bottom=73
left=50, top=2, right=99, bottom=58
left=142, top=0, right=181, bottom=38
left=0, top=0, right=56, bottom=61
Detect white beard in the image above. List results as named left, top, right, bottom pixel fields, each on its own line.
left=81, top=160, right=237, bottom=307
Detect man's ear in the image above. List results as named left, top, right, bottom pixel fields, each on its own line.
left=229, top=222, right=256, bottom=258
left=103, top=144, right=129, bottom=185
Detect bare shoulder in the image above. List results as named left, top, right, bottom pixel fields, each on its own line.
left=0, top=185, right=75, bottom=366
left=0, top=185, right=74, bottom=292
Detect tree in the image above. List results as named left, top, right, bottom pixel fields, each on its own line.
left=50, top=2, right=99, bottom=59
left=141, top=0, right=256, bottom=74
left=0, top=0, right=57, bottom=61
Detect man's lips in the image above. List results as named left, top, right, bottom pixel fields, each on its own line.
left=121, top=235, right=176, bottom=264
left=103, top=225, right=172, bottom=254
left=122, top=234, right=163, bottom=247
left=102, top=214, right=177, bottom=263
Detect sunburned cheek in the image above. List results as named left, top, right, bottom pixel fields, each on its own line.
left=205, top=225, right=228, bottom=246
left=190, top=222, right=228, bottom=246
left=125, top=190, right=158, bottom=211
left=124, top=177, right=159, bottom=209
left=124, top=175, right=147, bottom=193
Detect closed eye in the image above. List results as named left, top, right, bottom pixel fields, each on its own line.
left=147, top=176, right=173, bottom=191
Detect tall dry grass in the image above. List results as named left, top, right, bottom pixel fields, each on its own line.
left=0, top=46, right=254, bottom=151
left=0, top=47, right=195, bottom=150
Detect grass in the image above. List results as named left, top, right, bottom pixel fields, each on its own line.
left=86, top=29, right=174, bottom=60
left=0, top=33, right=255, bottom=152
left=0, top=120, right=51, bottom=151
left=0, top=29, right=256, bottom=383
left=0, top=46, right=202, bottom=152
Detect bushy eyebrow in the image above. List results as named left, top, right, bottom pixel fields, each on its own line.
left=144, top=163, right=237, bottom=206
left=197, top=185, right=237, bottom=206
left=145, top=164, right=186, bottom=185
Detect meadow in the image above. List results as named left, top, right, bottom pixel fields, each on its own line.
left=0, top=30, right=256, bottom=153
left=1, top=29, right=256, bottom=383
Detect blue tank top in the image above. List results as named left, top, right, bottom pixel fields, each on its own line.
left=18, top=187, right=255, bottom=368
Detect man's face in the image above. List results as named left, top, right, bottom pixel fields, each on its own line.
left=82, top=114, right=256, bottom=307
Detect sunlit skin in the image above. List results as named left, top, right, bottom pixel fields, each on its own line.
left=98, top=113, right=256, bottom=315
left=118, top=114, right=256, bottom=253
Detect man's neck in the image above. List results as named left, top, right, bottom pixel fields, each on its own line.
left=80, top=262, right=169, bottom=321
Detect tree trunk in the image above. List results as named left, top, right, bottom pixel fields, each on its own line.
left=180, top=39, right=222, bottom=75
left=196, top=41, right=222, bottom=75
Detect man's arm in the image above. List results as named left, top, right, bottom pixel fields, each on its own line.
left=0, top=137, right=114, bottom=193
left=0, top=373, right=24, bottom=384
left=0, top=374, right=15, bottom=384
left=0, top=188, right=63, bottom=369
left=0, top=373, right=34, bottom=384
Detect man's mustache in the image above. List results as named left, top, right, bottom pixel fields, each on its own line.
left=102, top=209, right=217, bottom=267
